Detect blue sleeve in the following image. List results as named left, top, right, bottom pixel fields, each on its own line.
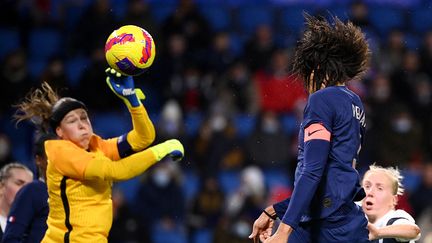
left=273, top=198, right=290, bottom=219
left=281, top=139, right=330, bottom=229
left=2, top=183, right=39, bottom=242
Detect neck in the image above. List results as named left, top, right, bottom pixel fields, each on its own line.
left=0, top=200, right=9, bottom=217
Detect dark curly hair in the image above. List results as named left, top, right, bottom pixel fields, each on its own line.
left=292, top=14, right=370, bottom=93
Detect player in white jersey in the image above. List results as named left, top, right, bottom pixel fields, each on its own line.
left=362, top=165, right=421, bottom=243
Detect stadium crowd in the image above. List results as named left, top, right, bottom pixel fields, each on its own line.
left=1, top=0, right=432, bottom=242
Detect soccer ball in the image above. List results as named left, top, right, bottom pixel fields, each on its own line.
left=105, top=25, right=156, bottom=76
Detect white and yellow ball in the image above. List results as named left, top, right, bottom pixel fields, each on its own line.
left=105, top=25, right=156, bottom=76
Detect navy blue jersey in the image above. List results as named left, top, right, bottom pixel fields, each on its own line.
left=2, top=180, right=48, bottom=243
left=278, top=86, right=366, bottom=228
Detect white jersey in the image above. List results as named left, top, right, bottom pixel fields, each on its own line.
left=373, top=209, right=420, bottom=243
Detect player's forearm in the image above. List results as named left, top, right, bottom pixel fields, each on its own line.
left=282, top=139, right=330, bottom=228
left=376, top=224, right=421, bottom=240
left=84, top=149, right=158, bottom=181
left=127, top=104, right=155, bottom=150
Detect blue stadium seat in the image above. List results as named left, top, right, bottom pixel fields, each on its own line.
left=184, top=112, right=204, bottom=136
left=191, top=229, right=212, bottom=243
left=149, top=3, right=176, bottom=23
left=369, top=7, right=404, bottom=37
left=114, top=177, right=141, bottom=203
left=182, top=169, right=199, bottom=203
left=199, top=5, right=231, bottom=31
left=218, top=170, right=241, bottom=195
left=65, top=56, right=90, bottom=88
left=279, top=5, right=313, bottom=35
left=28, top=58, right=48, bottom=79
left=410, top=8, right=432, bottom=33
left=281, top=113, right=299, bottom=135
left=234, top=114, right=256, bottom=137
left=29, top=29, right=62, bottom=61
left=263, top=168, right=292, bottom=188
left=0, top=28, right=20, bottom=60
left=236, top=6, right=274, bottom=35
left=65, top=5, right=87, bottom=30
left=91, top=112, right=131, bottom=138
left=152, top=223, right=187, bottom=243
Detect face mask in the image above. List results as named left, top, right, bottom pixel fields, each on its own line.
left=262, top=118, right=278, bottom=134
left=392, top=118, right=412, bottom=133
left=210, top=115, right=227, bottom=132
left=152, top=169, right=171, bottom=187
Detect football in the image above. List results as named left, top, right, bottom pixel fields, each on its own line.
left=105, top=25, right=156, bottom=76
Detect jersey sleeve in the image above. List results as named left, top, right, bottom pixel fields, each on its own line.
left=391, top=210, right=421, bottom=242
left=117, top=105, right=156, bottom=158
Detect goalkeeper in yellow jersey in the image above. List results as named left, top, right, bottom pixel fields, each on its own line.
left=14, top=68, right=184, bottom=243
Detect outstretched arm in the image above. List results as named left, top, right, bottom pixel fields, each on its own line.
left=105, top=68, right=155, bottom=155
left=368, top=222, right=421, bottom=241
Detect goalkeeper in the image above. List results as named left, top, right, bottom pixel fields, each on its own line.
left=14, top=68, right=184, bottom=243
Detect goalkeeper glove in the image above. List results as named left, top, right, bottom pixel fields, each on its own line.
left=149, top=139, right=184, bottom=162
left=105, top=68, right=146, bottom=108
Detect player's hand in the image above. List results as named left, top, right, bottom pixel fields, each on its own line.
left=149, top=139, right=184, bottom=162
left=249, top=212, right=275, bottom=243
left=263, top=223, right=292, bottom=243
left=105, top=67, right=145, bottom=108
left=367, top=222, right=380, bottom=240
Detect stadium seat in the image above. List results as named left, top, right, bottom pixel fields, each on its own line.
left=281, top=113, right=299, bottom=136
left=410, top=8, right=432, bottom=33
left=279, top=5, right=313, bottom=35
left=263, top=168, right=292, bottom=188
left=369, top=7, right=404, bottom=37
left=152, top=222, right=187, bottom=243
left=29, top=28, right=63, bottom=61
left=28, top=58, right=48, bottom=79
left=218, top=170, right=241, bottom=195
left=114, top=177, right=141, bottom=203
left=191, top=229, right=212, bottom=243
left=0, top=28, right=20, bottom=60
left=65, top=56, right=90, bottom=88
left=184, top=112, right=204, bottom=136
left=236, top=6, right=274, bottom=35
left=234, top=114, right=256, bottom=137
left=199, top=5, right=231, bottom=32
left=149, top=3, right=176, bottom=23
left=91, top=112, right=131, bottom=138
left=182, top=169, right=199, bottom=203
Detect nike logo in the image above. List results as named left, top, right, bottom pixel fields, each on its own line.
left=307, top=129, right=323, bottom=136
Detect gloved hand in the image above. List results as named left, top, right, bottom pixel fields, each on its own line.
left=149, top=139, right=184, bottom=162
left=105, top=68, right=146, bottom=108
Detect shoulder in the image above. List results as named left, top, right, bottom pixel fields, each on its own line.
left=390, top=210, right=416, bottom=224
left=17, top=181, right=47, bottom=196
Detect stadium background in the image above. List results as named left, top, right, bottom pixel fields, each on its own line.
left=1, top=0, right=432, bottom=242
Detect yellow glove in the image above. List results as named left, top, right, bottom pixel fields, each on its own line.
left=105, top=68, right=145, bottom=108
left=149, top=139, right=184, bottom=162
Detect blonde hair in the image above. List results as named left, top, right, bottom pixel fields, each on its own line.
left=0, top=162, right=33, bottom=184
left=13, top=82, right=59, bottom=133
left=364, top=164, right=404, bottom=196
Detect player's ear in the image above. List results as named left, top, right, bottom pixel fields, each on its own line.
left=392, top=194, right=398, bottom=208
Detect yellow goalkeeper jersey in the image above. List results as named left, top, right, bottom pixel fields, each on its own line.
left=42, top=105, right=155, bottom=243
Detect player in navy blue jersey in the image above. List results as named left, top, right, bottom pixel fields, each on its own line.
left=249, top=15, right=371, bottom=243
left=2, top=133, right=55, bottom=243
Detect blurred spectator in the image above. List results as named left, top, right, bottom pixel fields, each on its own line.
left=161, top=0, right=211, bottom=54
left=411, top=75, right=432, bottom=154
left=39, top=56, right=69, bottom=93
left=243, top=24, right=277, bottom=72
left=191, top=112, right=245, bottom=177
left=215, top=59, right=258, bottom=115
left=187, top=177, right=224, bottom=242
left=205, top=31, right=237, bottom=75
left=420, top=31, right=432, bottom=78
left=376, top=105, right=423, bottom=168
left=109, top=187, right=150, bottom=243
left=245, top=111, right=291, bottom=169
left=0, top=134, right=13, bottom=170
left=70, top=0, right=118, bottom=55
left=122, top=0, right=159, bottom=40
left=390, top=50, right=424, bottom=107
left=374, top=29, right=406, bottom=75
left=0, top=50, right=32, bottom=113
left=73, top=47, right=121, bottom=111
left=253, top=48, right=307, bottom=113
left=410, top=162, right=432, bottom=218
left=214, top=166, right=267, bottom=243
left=156, top=99, right=185, bottom=140
left=134, top=162, right=185, bottom=228
left=349, top=0, right=371, bottom=30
